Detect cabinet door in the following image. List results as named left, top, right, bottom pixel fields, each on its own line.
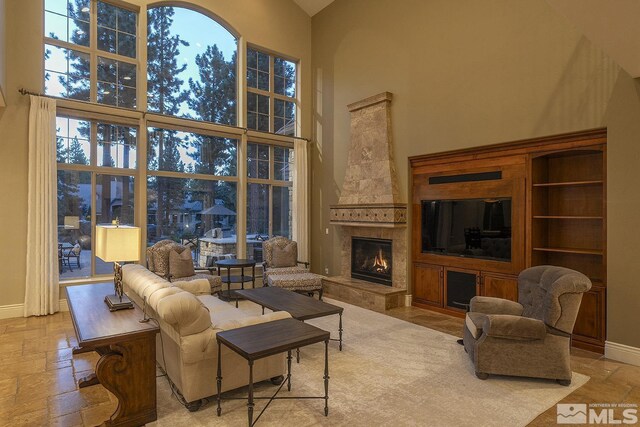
left=481, top=273, right=518, bottom=302
left=413, top=263, right=443, bottom=307
left=572, top=285, right=606, bottom=346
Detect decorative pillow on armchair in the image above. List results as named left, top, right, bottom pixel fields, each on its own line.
left=271, top=242, right=298, bottom=268
left=169, top=249, right=196, bottom=279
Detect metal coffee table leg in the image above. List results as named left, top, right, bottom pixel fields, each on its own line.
left=324, top=340, right=329, bottom=416
left=216, top=345, right=222, bottom=416
left=287, top=350, right=292, bottom=391
left=248, top=360, right=254, bottom=426
left=339, top=313, right=343, bottom=351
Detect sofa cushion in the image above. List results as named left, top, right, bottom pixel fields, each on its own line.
left=465, top=312, right=487, bottom=339
left=169, top=249, right=195, bottom=279
left=272, top=242, right=297, bottom=267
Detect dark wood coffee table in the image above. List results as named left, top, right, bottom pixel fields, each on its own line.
left=236, top=286, right=344, bottom=360
left=216, top=318, right=330, bottom=426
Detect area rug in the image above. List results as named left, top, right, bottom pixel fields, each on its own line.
left=150, top=298, right=589, bottom=426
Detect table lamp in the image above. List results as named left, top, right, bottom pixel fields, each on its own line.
left=95, top=223, right=141, bottom=311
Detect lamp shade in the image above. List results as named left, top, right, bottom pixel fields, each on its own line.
left=95, top=225, right=141, bottom=262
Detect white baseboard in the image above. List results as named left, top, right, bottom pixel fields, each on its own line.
left=605, top=341, right=640, bottom=367
left=405, top=294, right=412, bottom=307
left=0, top=299, right=69, bottom=320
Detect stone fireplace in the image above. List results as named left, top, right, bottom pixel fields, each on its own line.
left=323, top=92, right=408, bottom=310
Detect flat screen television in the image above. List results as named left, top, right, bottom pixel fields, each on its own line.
left=421, top=198, right=512, bottom=262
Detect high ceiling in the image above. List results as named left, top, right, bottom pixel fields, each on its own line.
left=293, top=0, right=334, bottom=17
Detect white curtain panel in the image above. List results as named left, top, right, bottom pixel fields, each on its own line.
left=292, top=139, right=309, bottom=263
left=24, top=95, right=59, bottom=316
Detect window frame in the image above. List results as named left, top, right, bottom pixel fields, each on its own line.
left=43, top=0, right=140, bottom=108
left=44, top=2, right=303, bottom=284
left=246, top=44, right=299, bottom=137
left=246, top=141, right=293, bottom=242
left=55, top=111, right=139, bottom=280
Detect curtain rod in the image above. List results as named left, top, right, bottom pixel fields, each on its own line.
left=19, top=88, right=48, bottom=97
left=19, top=88, right=311, bottom=142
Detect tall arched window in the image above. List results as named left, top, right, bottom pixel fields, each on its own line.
left=147, top=6, right=238, bottom=126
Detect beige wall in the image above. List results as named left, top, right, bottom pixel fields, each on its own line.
left=0, top=0, right=310, bottom=307
left=0, top=0, right=5, bottom=104
left=311, top=0, right=640, bottom=347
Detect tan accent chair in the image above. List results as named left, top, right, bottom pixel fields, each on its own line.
left=463, top=265, right=592, bottom=385
left=147, top=239, right=222, bottom=295
left=261, top=236, right=310, bottom=286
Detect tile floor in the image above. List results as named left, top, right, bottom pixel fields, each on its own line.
left=0, top=305, right=638, bottom=426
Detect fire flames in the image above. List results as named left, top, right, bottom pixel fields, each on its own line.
left=372, top=248, right=389, bottom=274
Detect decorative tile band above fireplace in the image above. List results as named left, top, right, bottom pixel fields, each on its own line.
left=330, top=203, right=407, bottom=227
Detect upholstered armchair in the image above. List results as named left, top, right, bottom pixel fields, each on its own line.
left=261, top=236, right=309, bottom=286
left=463, top=265, right=591, bottom=385
left=147, top=239, right=222, bottom=295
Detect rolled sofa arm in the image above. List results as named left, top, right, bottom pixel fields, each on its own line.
left=470, top=296, right=524, bottom=316
left=156, top=292, right=211, bottom=336
left=483, top=314, right=546, bottom=341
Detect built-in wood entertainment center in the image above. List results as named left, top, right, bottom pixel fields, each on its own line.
left=410, top=128, right=606, bottom=353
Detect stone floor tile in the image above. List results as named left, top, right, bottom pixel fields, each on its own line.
left=50, top=411, right=83, bottom=427
left=0, top=357, right=46, bottom=380
left=0, top=393, right=47, bottom=420
left=16, top=366, right=77, bottom=403
left=23, top=334, right=71, bottom=354
left=72, top=352, right=100, bottom=373
left=49, top=387, right=111, bottom=418
left=9, top=407, right=49, bottom=427
left=81, top=401, right=117, bottom=427
left=607, top=364, right=640, bottom=389
left=0, top=377, right=17, bottom=399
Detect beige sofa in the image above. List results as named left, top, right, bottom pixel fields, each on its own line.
left=122, top=264, right=290, bottom=410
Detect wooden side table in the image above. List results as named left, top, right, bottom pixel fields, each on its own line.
left=66, top=283, right=159, bottom=426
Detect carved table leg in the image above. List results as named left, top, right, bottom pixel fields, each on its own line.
left=95, top=334, right=157, bottom=426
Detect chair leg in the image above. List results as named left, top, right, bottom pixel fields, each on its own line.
left=318, top=287, right=323, bottom=301
left=557, top=379, right=571, bottom=386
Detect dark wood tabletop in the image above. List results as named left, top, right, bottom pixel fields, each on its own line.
left=236, top=287, right=343, bottom=321
left=215, top=258, right=256, bottom=268
left=65, top=283, right=159, bottom=348
left=216, top=318, right=329, bottom=361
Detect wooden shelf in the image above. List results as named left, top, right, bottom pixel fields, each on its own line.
left=533, top=215, right=603, bottom=220
left=532, top=180, right=603, bottom=187
left=532, top=247, right=603, bottom=256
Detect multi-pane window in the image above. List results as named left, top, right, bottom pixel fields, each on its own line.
left=246, top=142, right=293, bottom=260
left=56, top=115, right=137, bottom=280
left=44, top=0, right=138, bottom=108
left=46, top=4, right=300, bottom=281
left=246, top=47, right=297, bottom=136
left=146, top=128, right=238, bottom=250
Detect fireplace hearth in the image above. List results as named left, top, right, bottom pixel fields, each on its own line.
left=351, top=237, right=393, bottom=286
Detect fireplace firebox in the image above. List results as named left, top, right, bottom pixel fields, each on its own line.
left=351, top=237, right=393, bottom=286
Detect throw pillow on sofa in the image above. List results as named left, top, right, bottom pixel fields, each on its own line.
left=272, top=242, right=297, bottom=267
left=169, top=249, right=196, bottom=279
